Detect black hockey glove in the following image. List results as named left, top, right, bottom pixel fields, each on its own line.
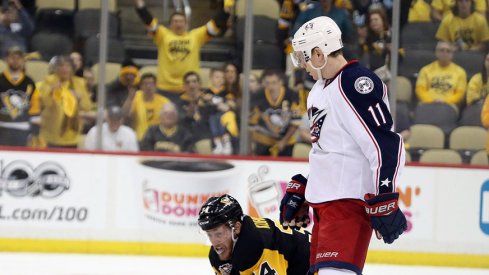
left=279, top=174, right=310, bottom=230
left=364, top=192, right=408, bottom=244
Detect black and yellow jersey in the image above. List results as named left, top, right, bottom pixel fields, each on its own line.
left=209, top=215, right=310, bottom=275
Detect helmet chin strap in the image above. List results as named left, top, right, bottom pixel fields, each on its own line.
left=308, top=55, right=328, bottom=81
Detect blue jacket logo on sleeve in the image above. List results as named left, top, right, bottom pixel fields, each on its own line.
left=354, top=77, right=374, bottom=94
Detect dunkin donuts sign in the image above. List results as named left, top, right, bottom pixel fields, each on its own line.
left=139, top=159, right=235, bottom=227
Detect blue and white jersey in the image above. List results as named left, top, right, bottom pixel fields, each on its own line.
left=305, top=61, right=405, bottom=204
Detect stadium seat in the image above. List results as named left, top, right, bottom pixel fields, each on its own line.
left=399, top=49, right=435, bottom=81
left=413, top=102, right=458, bottom=135
left=419, top=149, right=462, bottom=164
left=470, top=150, right=489, bottom=165
left=449, top=126, right=487, bottom=163
left=396, top=75, right=413, bottom=104
left=236, top=16, right=278, bottom=45
left=139, top=65, right=158, bottom=77
left=36, top=0, right=75, bottom=10
left=91, top=62, right=121, bottom=84
left=406, top=124, right=445, bottom=161
left=252, top=43, right=283, bottom=69
left=30, top=32, right=73, bottom=61
left=459, top=100, right=484, bottom=127
left=292, top=143, right=311, bottom=158
left=401, top=22, right=439, bottom=50
left=200, top=67, right=211, bottom=89
left=78, top=0, right=118, bottom=13
left=453, top=51, right=484, bottom=79
left=35, top=1, right=75, bottom=36
left=83, top=35, right=126, bottom=65
left=195, top=139, right=212, bottom=155
left=74, top=9, right=119, bottom=40
left=25, top=60, right=50, bottom=83
left=236, top=0, right=280, bottom=19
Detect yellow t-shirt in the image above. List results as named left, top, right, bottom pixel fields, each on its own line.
left=408, top=0, right=432, bottom=22
left=435, top=13, right=489, bottom=50
left=466, top=72, right=489, bottom=105
left=152, top=24, right=211, bottom=92
left=415, top=61, right=467, bottom=105
left=432, top=0, right=487, bottom=17
left=481, top=95, right=489, bottom=153
left=130, top=91, right=171, bottom=140
left=39, top=75, right=92, bottom=146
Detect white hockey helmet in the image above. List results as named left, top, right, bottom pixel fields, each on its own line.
left=290, top=16, right=343, bottom=67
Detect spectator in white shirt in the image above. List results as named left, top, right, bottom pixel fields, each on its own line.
left=84, top=106, right=139, bottom=152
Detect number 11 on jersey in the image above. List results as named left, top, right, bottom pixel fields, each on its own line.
left=368, top=103, right=386, bottom=126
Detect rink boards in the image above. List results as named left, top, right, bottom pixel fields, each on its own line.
left=0, top=148, right=488, bottom=268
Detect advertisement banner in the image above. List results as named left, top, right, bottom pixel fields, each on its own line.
left=0, top=152, right=108, bottom=238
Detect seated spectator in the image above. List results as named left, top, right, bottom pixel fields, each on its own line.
left=70, top=51, right=84, bottom=77
left=39, top=56, right=92, bottom=148
left=122, top=72, right=171, bottom=141
left=83, top=67, right=97, bottom=103
left=435, top=0, right=489, bottom=52
left=466, top=52, right=489, bottom=106
left=140, top=102, right=194, bottom=152
left=481, top=94, right=489, bottom=158
left=361, top=8, right=397, bottom=82
left=0, top=46, right=38, bottom=146
left=201, top=68, right=238, bottom=155
left=431, top=0, right=486, bottom=21
left=247, top=73, right=262, bottom=95
left=179, top=71, right=212, bottom=141
left=134, top=0, right=231, bottom=100
left=249, top=70, right=301, bottom=157
left=224, top=63, right=241, bottom=106
left=84, top=106, right=139, bottom=152
left=0, top=0, right=34, bottom=57
left=415, top=41, right=467, bottom=108
left=106, top=59, right=139, bottom=108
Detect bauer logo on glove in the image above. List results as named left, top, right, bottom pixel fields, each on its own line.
left=279, top=174, right=310, bottom=230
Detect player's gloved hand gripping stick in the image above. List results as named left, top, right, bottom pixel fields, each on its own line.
left=280, top=174, right=310, bottom=229
left=364, top=192, right=408, bottom=244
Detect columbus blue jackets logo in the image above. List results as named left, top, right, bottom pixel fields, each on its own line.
left=354, top=76, right=374, bottom=94
left=308, top=106, right=326, bottom=144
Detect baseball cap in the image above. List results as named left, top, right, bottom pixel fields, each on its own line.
left=107, top=106, right=124, bottom=119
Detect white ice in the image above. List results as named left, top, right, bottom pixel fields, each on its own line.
left=0, top=252, right=488, bottom=275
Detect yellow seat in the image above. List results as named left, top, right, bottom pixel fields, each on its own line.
left=25, top=60, right=50, bottom=83
left=36, top=0, right=75, bottom=10
left=139, top=65, right=158, bottom=77
left=236, top=0, right=280, bottom=19
left=0, top=60, right=6, bottom=72
left=78, top=0, right=117, bottom=13
left=292, top=143, right=311, bottom=158
left=200, top=67, right=211, bottom=89
left=449, top=126, right=487, bottom=151
left=470, top=150, right=489, bottom=165
left=406, top=124, right=445, bottom=149
left=396, top=75, right=412, bottom=103
left=195, top=139, right=212, bottom=155
left=419, top=149, right=462, bottom=164
left=91, top=62, right=121, bottom=84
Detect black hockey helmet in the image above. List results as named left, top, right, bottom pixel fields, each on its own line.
left=198, top=194, right=243, bottom=230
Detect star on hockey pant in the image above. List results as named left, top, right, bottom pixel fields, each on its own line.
left=287, top=200, right=298, bottom=208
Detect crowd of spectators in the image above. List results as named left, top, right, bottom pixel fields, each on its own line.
left=0, top=0, right=489, bottom=163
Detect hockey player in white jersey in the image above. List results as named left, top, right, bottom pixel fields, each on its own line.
left=279, top=16, right=408, bottom=275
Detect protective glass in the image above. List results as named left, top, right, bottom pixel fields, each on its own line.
left=290, top=51, right=309, bottom=68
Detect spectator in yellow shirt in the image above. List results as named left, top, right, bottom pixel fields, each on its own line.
left=466, top=52, right=489, bottom=105
left=415, top=41, right=467, bottom=108
left=122, top=73, right=170, bottom=141
left=435, top=0, right=489, bottom=51
left=431, top=0, right=486, bottom=21
left=133, top=0, right=231, bottom=103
